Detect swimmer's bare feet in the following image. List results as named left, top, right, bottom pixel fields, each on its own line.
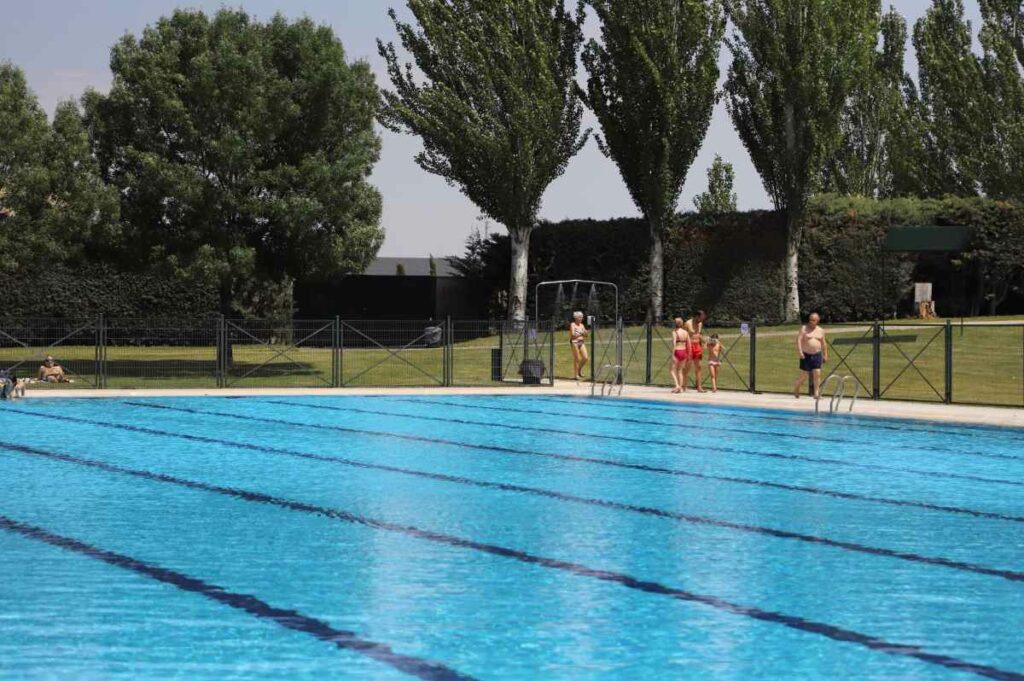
left=671, top=387, right=681, bottom=394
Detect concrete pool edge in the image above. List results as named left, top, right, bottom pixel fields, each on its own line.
left=17, top=383, right=1024, bottom=429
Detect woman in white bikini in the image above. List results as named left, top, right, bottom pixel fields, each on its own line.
left=569, top=311, right=589, bottom=380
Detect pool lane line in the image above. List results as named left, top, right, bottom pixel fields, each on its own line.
left=525, top=395, right=1024, bottom=443
left=267, top=398, right=1024, bottom=488
left=117, top=401, right=1024, bottom=524
left=409, top=396, right=1023, bottom=462
left=0, top=514, right=473, bottom=681
left=1, top=446, right=1020, bottom=681
left=1, top=418, right=1018, bottom=585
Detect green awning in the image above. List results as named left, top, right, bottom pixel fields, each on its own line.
left=883, top=225, right=972, bottom=253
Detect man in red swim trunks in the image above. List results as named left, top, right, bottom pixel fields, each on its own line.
left=683, top=310, right=707, bottom=393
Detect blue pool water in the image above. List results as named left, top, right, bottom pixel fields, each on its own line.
left=1, top=395, right=1022, bottom=680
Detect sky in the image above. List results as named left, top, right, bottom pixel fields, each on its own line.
left=1, top=0, right=982, bottom=258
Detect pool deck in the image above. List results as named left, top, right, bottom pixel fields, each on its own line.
left=18, top=382, right=1024, bottom=429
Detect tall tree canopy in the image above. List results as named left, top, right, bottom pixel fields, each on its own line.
left=823, top=8, right=925, bottom=198
left=914, top=0, right=990, bottom=197
left=977, top=0, right=1024, bottom=200
left=85, top=9, right=384, bottom=314
left=724, top=0, right=879, bottom=321
left=693, top=154, right=737, bottom=213
left=0, top=64, right=119, bottom=271
left=583, top=0, right=724, bottom=321
left=378, top=0, right=588, bottom=321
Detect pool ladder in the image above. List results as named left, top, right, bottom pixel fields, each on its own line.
left=592, top=364, right=624, bottom=397
left=816, top=375, right=860, bottom=414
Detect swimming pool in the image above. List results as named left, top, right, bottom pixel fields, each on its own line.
left=1, top=395, right=1022, bottom=679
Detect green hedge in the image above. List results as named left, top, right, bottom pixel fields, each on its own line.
left=463, top=195, right=1024, bottom=323
left=0, top=264, right=216, bottom=319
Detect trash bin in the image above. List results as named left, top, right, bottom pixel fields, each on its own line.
left=519, top=359, right=546, bottom=385
left=491, top=348, right=502, bottom=382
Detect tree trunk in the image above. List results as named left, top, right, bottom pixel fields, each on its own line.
left=784, top=211, right=801, bottom=323
left=508, top=228, right=531, bottom=321
left=648, top=219, right=664, bottom=322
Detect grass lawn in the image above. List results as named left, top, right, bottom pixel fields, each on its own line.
left=2, top=318, right=1021, bottom=407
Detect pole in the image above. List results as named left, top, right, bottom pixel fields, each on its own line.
left=749, top=322, right=757, bottom=393
left=445, top=316, right=452, bottom=387
left=944, top=319, right=953, bottom=404
left=645, top=321, right=653, bottom=385
left=590, top=318, right=597, bottom=383
left=549, top=318, right=555, bottom=386
left=872, top=321, right=881, bottom=400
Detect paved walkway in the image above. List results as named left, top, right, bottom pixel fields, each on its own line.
left=18, top=382, right=1023, bottom=429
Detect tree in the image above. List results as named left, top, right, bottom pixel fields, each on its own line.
left=822, top=8, right=925, bottom=198
left=582, top=0, right=723, bottom=321
left=85, top=9, right=384, bottom=316
left=977, top=0, right=1024, bottom=201
left=913, top=0, right=990, bottom=197
left=0, top=64, right=119, bottom=270
left=428, top=254, right=437, bottom=277
left=724, top=0, right=879, bottom=321
left=693, top=155, right=737, bottom=213
left=0, top=63, right=51, bottom=267
left=396, top=263, right=406, bottom=276
left=378, top=1, right=588, bottom=321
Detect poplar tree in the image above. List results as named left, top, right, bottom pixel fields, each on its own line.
left=582, top=0, right=724, bottom=321
left=724, top=0, right=879, bottom=321
left=823, top=8, right=924, bottom=198
left=693, top=155, right=737, bottom=213
left=378, top=1, right=588, bottom=321
left=913, top=0, right=989, bottom=197
left=978, top=0, right=1024, bottom=200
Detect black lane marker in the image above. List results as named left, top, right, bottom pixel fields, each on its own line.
left=0, top=444, right=1019, bottom=681
left=273, top=398, right=1024, bottom=488
left=473, top=396, right=1024, bottom=462
left=529, top=395, right=1024, bottom=445
left=0, top=514, right=472, bottom=681
left=121, top=401, right=1024, bottom=524
left=2, top=412, right=1017, bottom=583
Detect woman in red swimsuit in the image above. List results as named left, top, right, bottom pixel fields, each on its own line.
left=671, top=318, right=690, bottom=394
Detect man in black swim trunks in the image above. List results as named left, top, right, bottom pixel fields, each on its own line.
left=794, top=312, right=828, bottom=399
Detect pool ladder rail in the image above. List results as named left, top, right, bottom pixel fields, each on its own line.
left=816, top=374, right=860, bottom=414
left=592, top=364, right=624, bottom=397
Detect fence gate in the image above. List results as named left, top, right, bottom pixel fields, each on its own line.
left=0, top=318, right=100, bottom=388
left=224, top=319, right=335, bottom=388
left=822, top=325, right=876, bottom=399
left=878, top=323, right=947, bottom=402
left=340, top=320, right=445, bottom=387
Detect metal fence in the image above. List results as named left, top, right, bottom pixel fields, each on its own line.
left=1, top=317, right=1021, bottom=407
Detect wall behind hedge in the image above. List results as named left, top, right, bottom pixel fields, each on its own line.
left=0, top=264, right=217, bottom=319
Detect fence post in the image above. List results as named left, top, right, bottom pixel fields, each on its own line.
left=645, top=321, right=653, bottom=385
left=872, top=321, right=881, bottom=400
left=332, top=316, right=340, bottom=388
left=590, top=318, right=597, bottom=382
left=944, top=319, right=953, bottom=404
left=549, top=317, right=556, bottom=386
left=445, top=316, right=452, bottom=387
left=95, top=314, right=104, bottom=389
left=216, top=315, right=225, bottom=388
left=498, top=321, right=505, bottom=382
left=338, top=319, right=345, bottom=387
left=749, top=321, right=757, bottom=393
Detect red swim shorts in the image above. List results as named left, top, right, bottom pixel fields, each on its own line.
left=689, top=343, right=703, bottom=360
